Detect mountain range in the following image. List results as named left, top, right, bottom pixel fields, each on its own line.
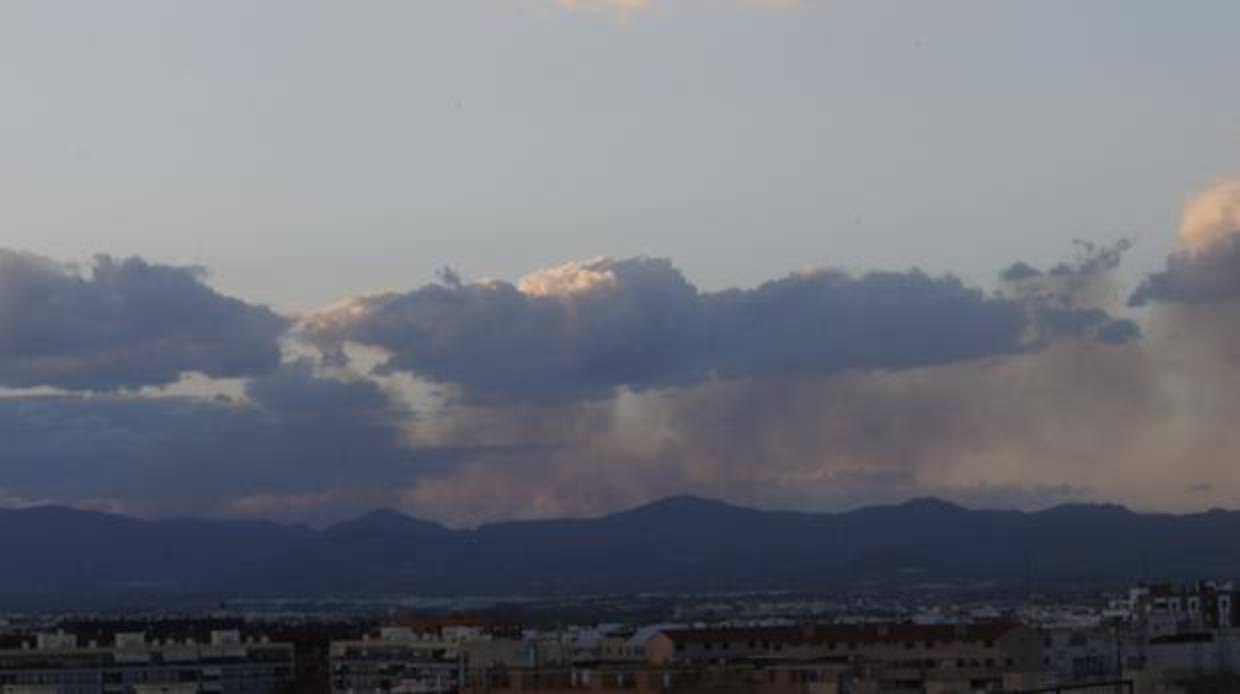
left=1, top=496, right=1237, bottom=605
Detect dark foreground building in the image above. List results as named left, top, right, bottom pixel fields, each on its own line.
left=0, top=630, right=293, bottom=694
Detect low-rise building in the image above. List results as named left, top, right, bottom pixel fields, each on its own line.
left=329, top=627, right=461, bottom=694
left=457, top=622, right=1042, bottom=693
left=0, top=630, right=293, bottom=694
left=1129, top=581, right=1239, bottom=633
left=1040, top=627, right=1121, bottom=684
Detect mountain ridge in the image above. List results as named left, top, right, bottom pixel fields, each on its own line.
left=1, top=496, right=1237, bottom=603
left=5, top=494, right=1233, bottom=531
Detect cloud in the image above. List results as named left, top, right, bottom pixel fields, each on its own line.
left=0, top=360, right=415, bottom=523
left=1130, top=182, right=1240, bottom=306
left=0, top=489, right=52, bottom=510
left=0, top=358, right=555, bottom=524
left=516, top=256, right=620, bottom=296
left=702, top=268, right=1030, bottom=379
left=301, top=257, right=703, bottom=403
left=302, top=256, right=1131, bottom=405
left=1000, top=262, right=1042, bottom=283
left=1130, top=235, right=1240, bottom=306
left=0, top=250, right=287, bottom=391
left=282, top=246, right=1177, bottom=527
left=10, top=231, right=1240, bottom=527
left=997, top=240, right=1140, bottom=346
left=1177, top=181, right=1240, bottom=253
left=400, top=325, right=1240, bottom=526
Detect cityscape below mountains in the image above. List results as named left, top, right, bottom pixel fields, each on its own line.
left=3, top=496, right=1237, bottom=607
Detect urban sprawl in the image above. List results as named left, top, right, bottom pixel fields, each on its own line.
left=1, top=581, right=1238, bottom=693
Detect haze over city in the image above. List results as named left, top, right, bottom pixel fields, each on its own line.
left=4, top=0, right=1240, bottom=528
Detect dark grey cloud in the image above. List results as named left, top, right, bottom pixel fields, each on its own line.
left=389, top=244, right=1167, bottom=525
left=1000, top=261, right=1042, bottom=282
left=303, top=258, right=705, bottom=403
left=1054, top=239, right=1129, bottom=277
left=1035, top=307, right=1139, bottom=346
left=1095, top=318, right=1142, bottom=345
left=1130, top=234, right=1240, bottom=306
left=0, top=250, right=287, bottom=390
left=0, top=361, right=422, bottom=523
left=303, top=257, right=1129, bottom=404
left=998, top=240, right=1140, bottom=346
left=1002, top=240, right=1130, bottom=304
left=701, top=269, right=1029, bottom=379
left=0, top=245, right=1184, bottom=526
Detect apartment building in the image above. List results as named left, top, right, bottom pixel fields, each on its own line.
left=1040, top=628, right=1121, bottom=683
left=454, top=622, right=1043, bottom=693
left=0, top=630, right=293, bottom=694
left=1128, top=581, right=1239, bottom=634
left=329, top=627, right=462, bottom=694
left=652, top=623, right=1037, bottom=663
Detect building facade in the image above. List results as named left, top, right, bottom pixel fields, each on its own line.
left=0, top=630, right=293, bottom=694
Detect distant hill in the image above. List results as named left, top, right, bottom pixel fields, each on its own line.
left=1, top=497, right=1237, bottom=604
left=0, top=505, right=313, bottom=598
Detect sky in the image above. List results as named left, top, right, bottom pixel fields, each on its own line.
left=2, top=1, right=1240, bottom=526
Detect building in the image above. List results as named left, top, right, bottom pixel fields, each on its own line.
left=1109, top=579, right=1240, bottom=691
left=456, top=621, right=1043, bottom=693
left=329, top=627, right=462, bottom=694
left=1128, top=581, right=1239, bottom=634
left=1040, top=628, right=1121, bottom=684
left=460, top=661, right=855, bottom=694
left=0, top=630, right=293, bottom=694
